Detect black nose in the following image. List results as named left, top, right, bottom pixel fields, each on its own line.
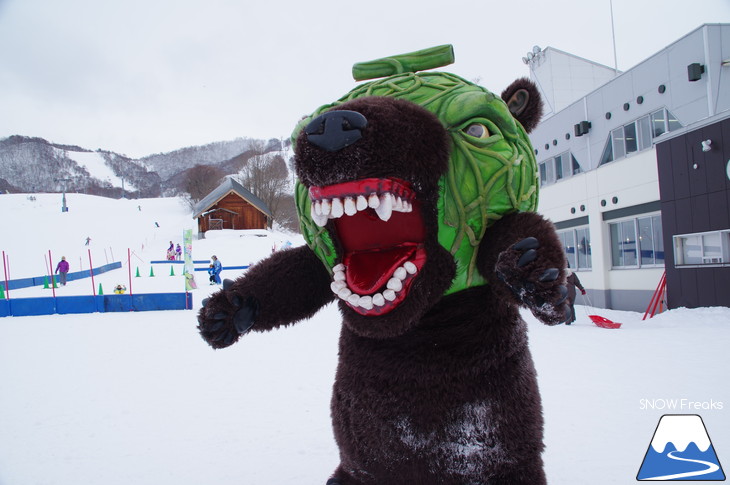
left=304, top=110, right=367, bottom=152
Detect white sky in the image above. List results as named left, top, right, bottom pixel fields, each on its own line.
left=1, top=0, right=728, bottom=159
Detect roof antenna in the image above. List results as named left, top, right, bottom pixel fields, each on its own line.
left=610, top=0, right=619, bottom=75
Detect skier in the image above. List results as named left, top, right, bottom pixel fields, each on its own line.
left=55, top=256, right=70, bottom=286
left=565, top=262, right=586, bottom=325
left=210, top=255, right=222, bottom=285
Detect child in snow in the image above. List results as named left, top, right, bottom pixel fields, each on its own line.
left=55, top=256, right=69, bottom=286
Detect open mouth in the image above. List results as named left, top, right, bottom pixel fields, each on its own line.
left=309, top=178, right=426, bottom=316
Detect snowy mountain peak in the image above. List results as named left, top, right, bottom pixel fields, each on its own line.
left=650, top=415, right=712, bottom=453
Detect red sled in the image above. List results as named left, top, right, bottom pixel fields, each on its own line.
left=588, top=314, right=622, bottom=329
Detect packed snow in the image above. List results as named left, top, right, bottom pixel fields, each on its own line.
left=0, top=193, right=728, bottom=484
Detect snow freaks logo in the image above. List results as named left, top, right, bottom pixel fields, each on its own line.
left=637, top=414, right=726, bottom=481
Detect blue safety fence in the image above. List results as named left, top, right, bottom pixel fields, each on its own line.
left=3, top=262, right=122, bottom=291
left=0, top=292, right=193, bottom=318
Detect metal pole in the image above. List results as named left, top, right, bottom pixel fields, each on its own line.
left=2, top=250, right=9, bottom=300
left=88, top=249, right=96, bottom=297
left=609, top=0, right=619, bottom=75
left=48, top=250, right=56, bottom=298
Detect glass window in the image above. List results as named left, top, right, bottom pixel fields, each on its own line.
left=673, top=231, right=730, bottom=266
left=571, top=154, right=582, bottom=174
left=600, top=138, right=613, bottom=165
left=555, top=155, right=564, bottom=180
left=666, top=109, right=682, bottom=132
left=638, top=115, right=652, bottom=151
left=539, top=162, right=547, bottom=186
left=576, top=227, right=592, bottom=269
left=651, top=110, right=666, bottom=138
left=624, top=123, right=638, bottom=154
left=612, top=127, right=626, bottom=160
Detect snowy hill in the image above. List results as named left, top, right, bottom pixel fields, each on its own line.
left=0, top=193, right=728, bottom=485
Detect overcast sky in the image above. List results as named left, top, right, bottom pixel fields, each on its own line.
left=1, top=0, right=728, bottom=159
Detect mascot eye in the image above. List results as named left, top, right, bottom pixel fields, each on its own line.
left=464, top=123, right=490, bottom=138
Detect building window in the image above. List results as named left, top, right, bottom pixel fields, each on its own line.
left=538, top=152, right=583, bottom=187
left=600, top=108, right=681, bottom=165
left=673, top=230, right=730, bottom=266
left=609, top=214, right=664, bottom=268
left=558, top=226, right=592, bottom=270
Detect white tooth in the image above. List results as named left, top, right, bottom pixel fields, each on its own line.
left=359, top=296, right=373, bottom=310
left=333, top=270, right=346, bottom=281
left=375, top=193, right=393, bottom=221
left=356, top=195, right=368, bottom=211
left=337, top=287, right=352, bottom=299
left=347, top=293, right=361, bottom=305
left=311, top=204, right=328, bottom=227
left=394, top=267, right=407, bottom=280
left=404, top=261, right=417, bottom=274
left=372, top=293, right=385, bottom=306
left=331, top=281, right=347, bottom=293
left=368, top=193, right=380, bottom=209
left=386, top=277, right=402, bottom=292
left=321, top=199, right=331, bottom=216
left=383, top=289, right=396, bottom=301
left=394, top=197, right=404, bottom=212
left=333, top=263, right=345, bottom=272
left=330, top=198, right=344, bottom=218
left=344, top=197, right=357, bottom=216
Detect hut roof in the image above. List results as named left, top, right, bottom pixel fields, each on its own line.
left=192, top=177, right=272, bottom=219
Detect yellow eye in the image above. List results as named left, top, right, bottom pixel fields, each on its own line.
left=464, top=123, right=490, bottom=138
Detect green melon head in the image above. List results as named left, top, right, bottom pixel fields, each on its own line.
left=292, top=45, right=542, bottom=298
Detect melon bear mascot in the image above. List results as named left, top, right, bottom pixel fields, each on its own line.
left=198, top=45, right=568, bottom=484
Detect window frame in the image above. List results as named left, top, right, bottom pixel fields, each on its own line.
left=608, top=213, right=664, bottom=269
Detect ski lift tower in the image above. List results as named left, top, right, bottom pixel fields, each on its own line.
left=56, top=178, right=70, bottom=212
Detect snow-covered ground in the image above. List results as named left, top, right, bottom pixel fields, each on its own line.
left=0, top=194, right=728, bottom=484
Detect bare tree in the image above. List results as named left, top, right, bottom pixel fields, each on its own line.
left=233, top=141, right=292, bottom=228
left=184, top=164, right=225, bottom=203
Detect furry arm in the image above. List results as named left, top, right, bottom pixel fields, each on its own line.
left=477, top=211, right=569, bottom=325
left=198, top=245, right=335, bottom=349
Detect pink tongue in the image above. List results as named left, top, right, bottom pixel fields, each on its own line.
left=344, top=246, right=416, bottom=295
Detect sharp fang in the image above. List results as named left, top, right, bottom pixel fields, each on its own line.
left=386, top=277, right=403, bottom=292
left=331, top=281, right=347, bottom=293
left=356, top=195, right=368, bottom=211
left=404, top=261, right=417, bottom=274
left=372, top=293, right=385, bottom=306
left=383, top=289, right=396, bottom=301
left=394, top=267, right=407, bottom=280
left=375, top=193, right=393, bottom=221
left=321, top=199, right=331, bottom=216
left=358, top=296, right=373, bottom=310
left=311, top=203, right=328, bottom=227
left=368, top=193, right=380, bottom=209
left=330, top=198, right=345, bottom=218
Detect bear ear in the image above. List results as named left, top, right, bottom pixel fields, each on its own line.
left=501, top=78, right=543, bottom=133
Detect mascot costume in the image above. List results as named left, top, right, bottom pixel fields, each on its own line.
left=198, top=45, right=568, bottom=484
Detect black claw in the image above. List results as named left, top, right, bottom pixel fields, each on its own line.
left=513, top=237, right=540, bottom=251
left=517, top=249, right=538, bottom=267
left=223, top=278, right=234, bottom=290
left=538, top=268, right=560, bottom=282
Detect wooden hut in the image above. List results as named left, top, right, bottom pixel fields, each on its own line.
left=192, top=177, right=272, bottom=233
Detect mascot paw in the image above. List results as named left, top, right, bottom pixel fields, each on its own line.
left=197, top=279, right=259, bottom=349
left=496, top=237, right=568, bottom=325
